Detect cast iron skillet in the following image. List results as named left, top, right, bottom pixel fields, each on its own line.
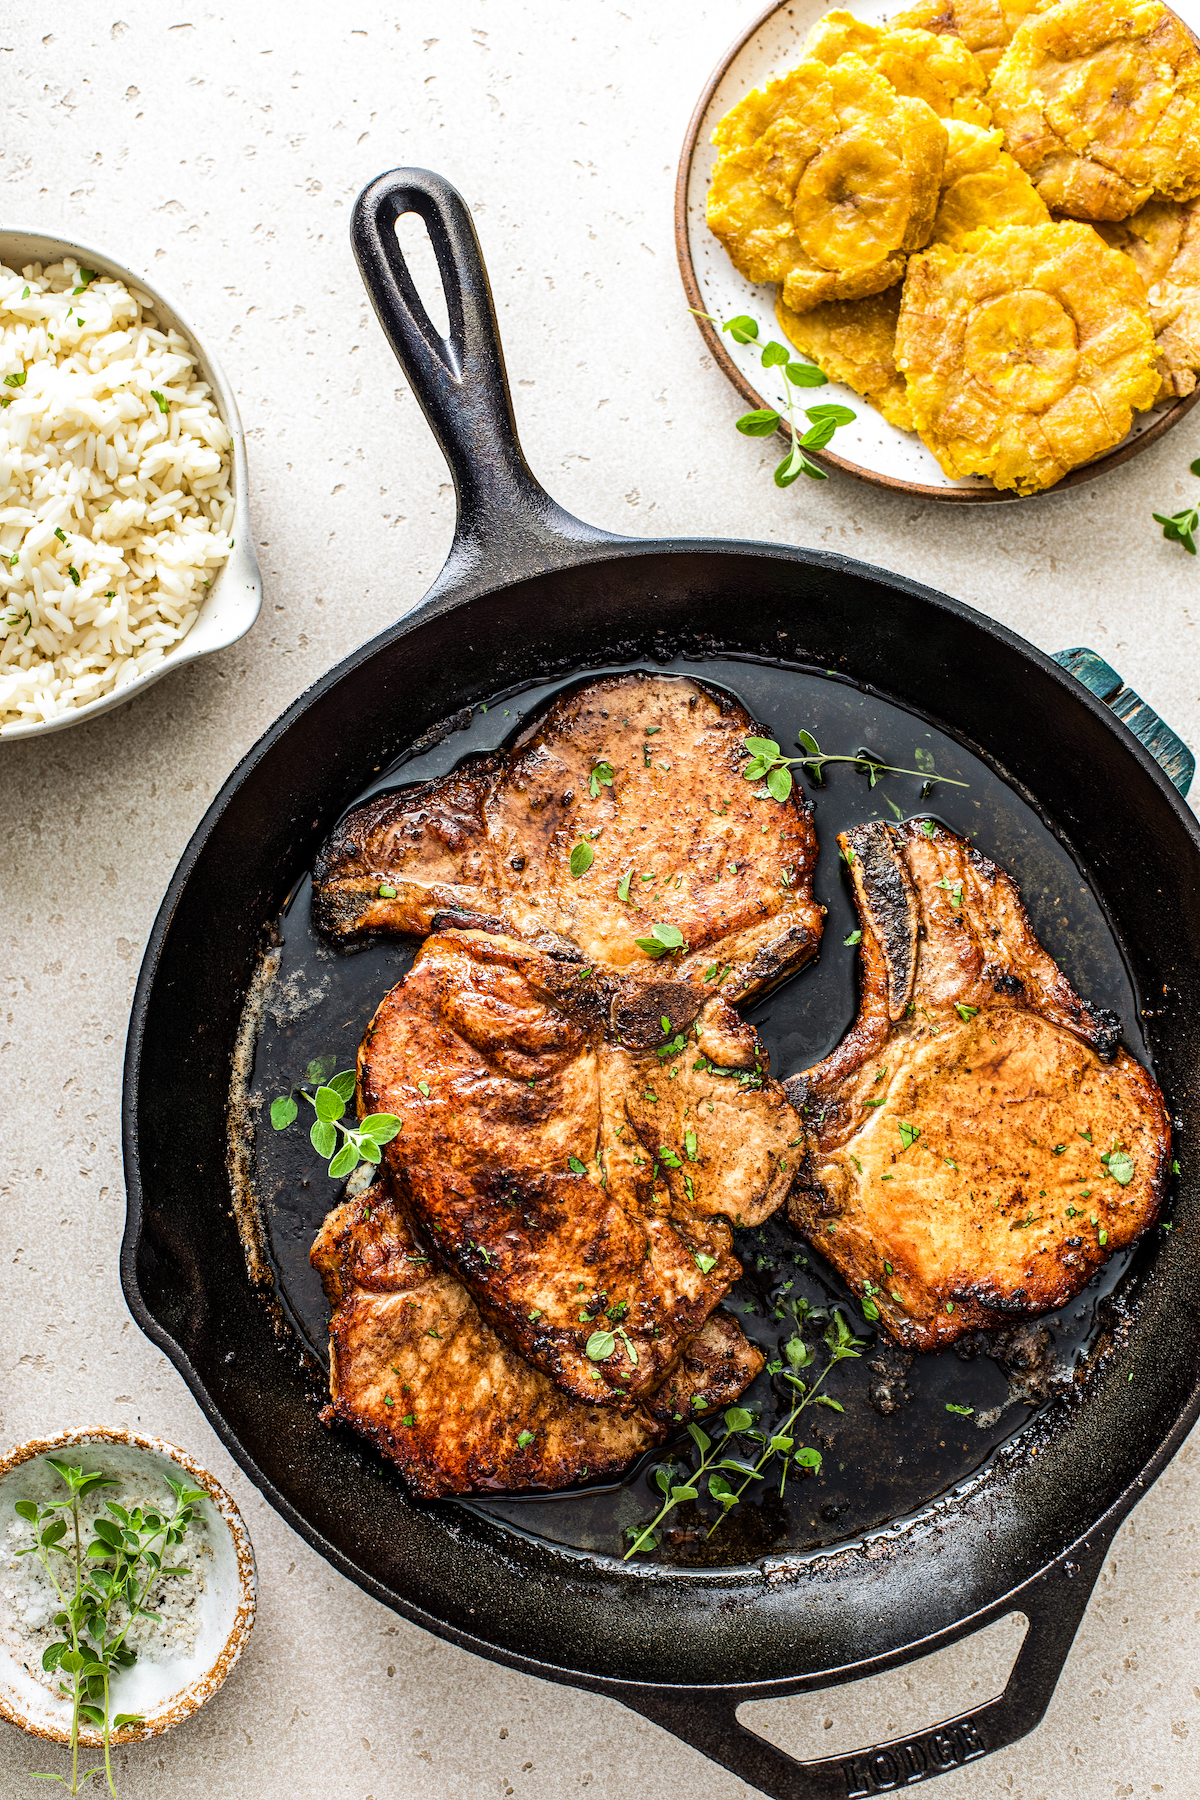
left=122, top=169, right=1200, bottom=1800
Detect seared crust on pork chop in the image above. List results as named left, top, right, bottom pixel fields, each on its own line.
left=312, top=672, right=822, bottom=1004
left=310, top=1187, right=763, bottom=1497
left=785, top=819, right=1170, bottom=1350
left=357, top=929, right=802, bottom=1406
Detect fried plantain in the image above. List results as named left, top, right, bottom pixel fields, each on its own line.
left=708, top=57, right=947, bottom=311
left=895, top=221, right=1159, bottom=491
left=989, top=0, right=1200, bottom=221
left=1098, top=198, right=1200, bottom=398
left=776, top=287, right=912, bottom=429
left=891, top=0, right=1051, bottom=77
left=803, top=10, right=992, bottom=126
left=931, top=120, right=1051, bottom=249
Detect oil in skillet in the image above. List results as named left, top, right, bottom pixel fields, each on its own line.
left=245, top=654, right=1152, bottom=1567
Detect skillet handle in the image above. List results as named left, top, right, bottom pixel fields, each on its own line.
left=351, top=167, right=618, bottom=591
left=619, top=1530, right=1112, bottom=1799
left=1053, top=646, right=1194, bottom=796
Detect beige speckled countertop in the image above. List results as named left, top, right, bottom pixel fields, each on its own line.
left=3, top=3, right=1199, bottom=1795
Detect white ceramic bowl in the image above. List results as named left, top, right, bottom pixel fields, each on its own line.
left=0, top=230, right=261, bottom=738
left=0, top=1428, right=256, bottom=1748
left=676, top=0, right=1200, bottom=502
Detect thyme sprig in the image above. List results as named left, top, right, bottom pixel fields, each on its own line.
left=271, top=1055, right=401, bottom=1180
left=742, top=730, right=969, bottom=803
left=16, top=1458, right=205, bottom=1796
left=690, top=309, right=856, bottom=487
left=624, top=1306, right=866, bottom=1558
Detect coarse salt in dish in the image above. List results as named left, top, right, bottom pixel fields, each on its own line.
left=0, top=257, right=234, bottom=729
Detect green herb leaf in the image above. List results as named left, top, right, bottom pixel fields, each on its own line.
left=617, top=871, right=632, bottom=902
left=724, top=1406, right=755, bottom=1433
left=1154, top=507, right=1200, bottom=554
left=4, top=371, right=26, bottom=388
left=150, top=389, right=169, bottom=415
left=736, top=407, right=782, bottom=436
left=761, top=340, right=790, bottom=369
left=328, top=1141, right=359, bottom=1179
left=359, top=1112, right=402, bottom=1144
left=785, top=362, right=827, bottom=387
left=378, top=883, right=398, bottom=898
left=270, top=1095, right=298, bottom=1131
left=694, top=1251, right=718, bottom=1274
left=954, top=1002, right=978, bottom=1021
left=722, top=314, right=759, bottom=345
left=568, top=1155, right=588, bottom=1175
left=898, top=1122, right=921, bottom=1150
left=589, top=759, right=614, bottom=798
left=684, top=1129, right=697, bottom=1160
left=569, top=841, right=595, bottom=878
left=1102, top=1147, right=1136, bottom=1185
left=67, top=565, right=80, bottom=586
left=766, top=763, right=792, bottom=802
left=313, top=1084, right=346, bottom=1123
left=844, top=930, right=862, bottom=946
left=945, top=1402, right=975, bottom=1417
left=310, top=1119, right=337, bottom=1160
left=516, top=1430, right=535, bottom=1448
left=586, top=1330, right=616, bottom=1362
left=805, top=403, right=857, bottom=427
left=795, top=1445, right=823, bottom=1470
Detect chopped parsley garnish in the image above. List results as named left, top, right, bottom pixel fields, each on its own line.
left=150, top=389, right=169, bottom=415
left=844, top=930, right=862, bottom=946
left=4, top=371, right=26, bottom=389
left=568, top=1155, right=587, bottom=1175
left=694, top=1251, right=717, bottom=1275
left=945, top=1402, right=974, bottom=1417
left=378, top=883, right=397, bottom=898
left=898, top=1122, right=921, bottom=1149
left=517, top=1430, right=535, bottom=1448
left=954, top=1002, right=978, bottom=1022
left=416, top=1081, right=430, bottom=1097
left=589, top=760, right=614, bottom=799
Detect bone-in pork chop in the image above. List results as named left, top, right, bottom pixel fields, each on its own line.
left=312, top=672, right=822, bottom=1003
left=358, top=929, right=802, bottom=1406
left=785, top=819, right=1170, bottom=1351
left=310, top=1186, right=764, bottom=1497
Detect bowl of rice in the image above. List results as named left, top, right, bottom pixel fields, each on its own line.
left=0, top=1427, right=256, bottom=1747
left=0, top=231, right=261, bottom=738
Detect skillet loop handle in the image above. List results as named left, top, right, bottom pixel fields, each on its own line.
left=351, top=168, right=615, bottom=589
left=1053, top=647, right=1194, bottom=796
left=620, top=1532, right=1112, bottom=1798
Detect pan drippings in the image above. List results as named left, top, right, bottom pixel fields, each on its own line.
left=240, top=655, right=1155, bottom=1567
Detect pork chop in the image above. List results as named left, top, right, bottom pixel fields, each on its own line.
left=312, top=672, right=823, bottom=1003
left=785, top=819, right=1170, bottom=1351
left=358, top=928, right=802, bottom=1406
left=310, top=1185, right=764, bottom=1497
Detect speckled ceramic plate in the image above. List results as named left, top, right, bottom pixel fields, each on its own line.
left=0, top=1428, right=256, bottom=1749
left=675, top=0, right=1200, bottom=502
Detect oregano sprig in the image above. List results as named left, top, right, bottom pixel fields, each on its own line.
left=624, top=1306, right=866, bottom=1558
left=742, top=730, right=968, bottom=803
left=1153, top=506, right=1198, bottom=554
left=270, top=1056, right=401, bottom=1180
left=16, top=1459, right=205, bottom=1796
left=691, top=309, right=856, bottom=486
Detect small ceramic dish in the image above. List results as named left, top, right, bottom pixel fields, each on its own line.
left=0, top=1427, right=256, bottom=1748
left=0, top=229, right=261, bottom=738
left=675, top=0, right=1200, bottom=502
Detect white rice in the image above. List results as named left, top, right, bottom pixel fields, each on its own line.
left=0, top=257, right=233, bottom=730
